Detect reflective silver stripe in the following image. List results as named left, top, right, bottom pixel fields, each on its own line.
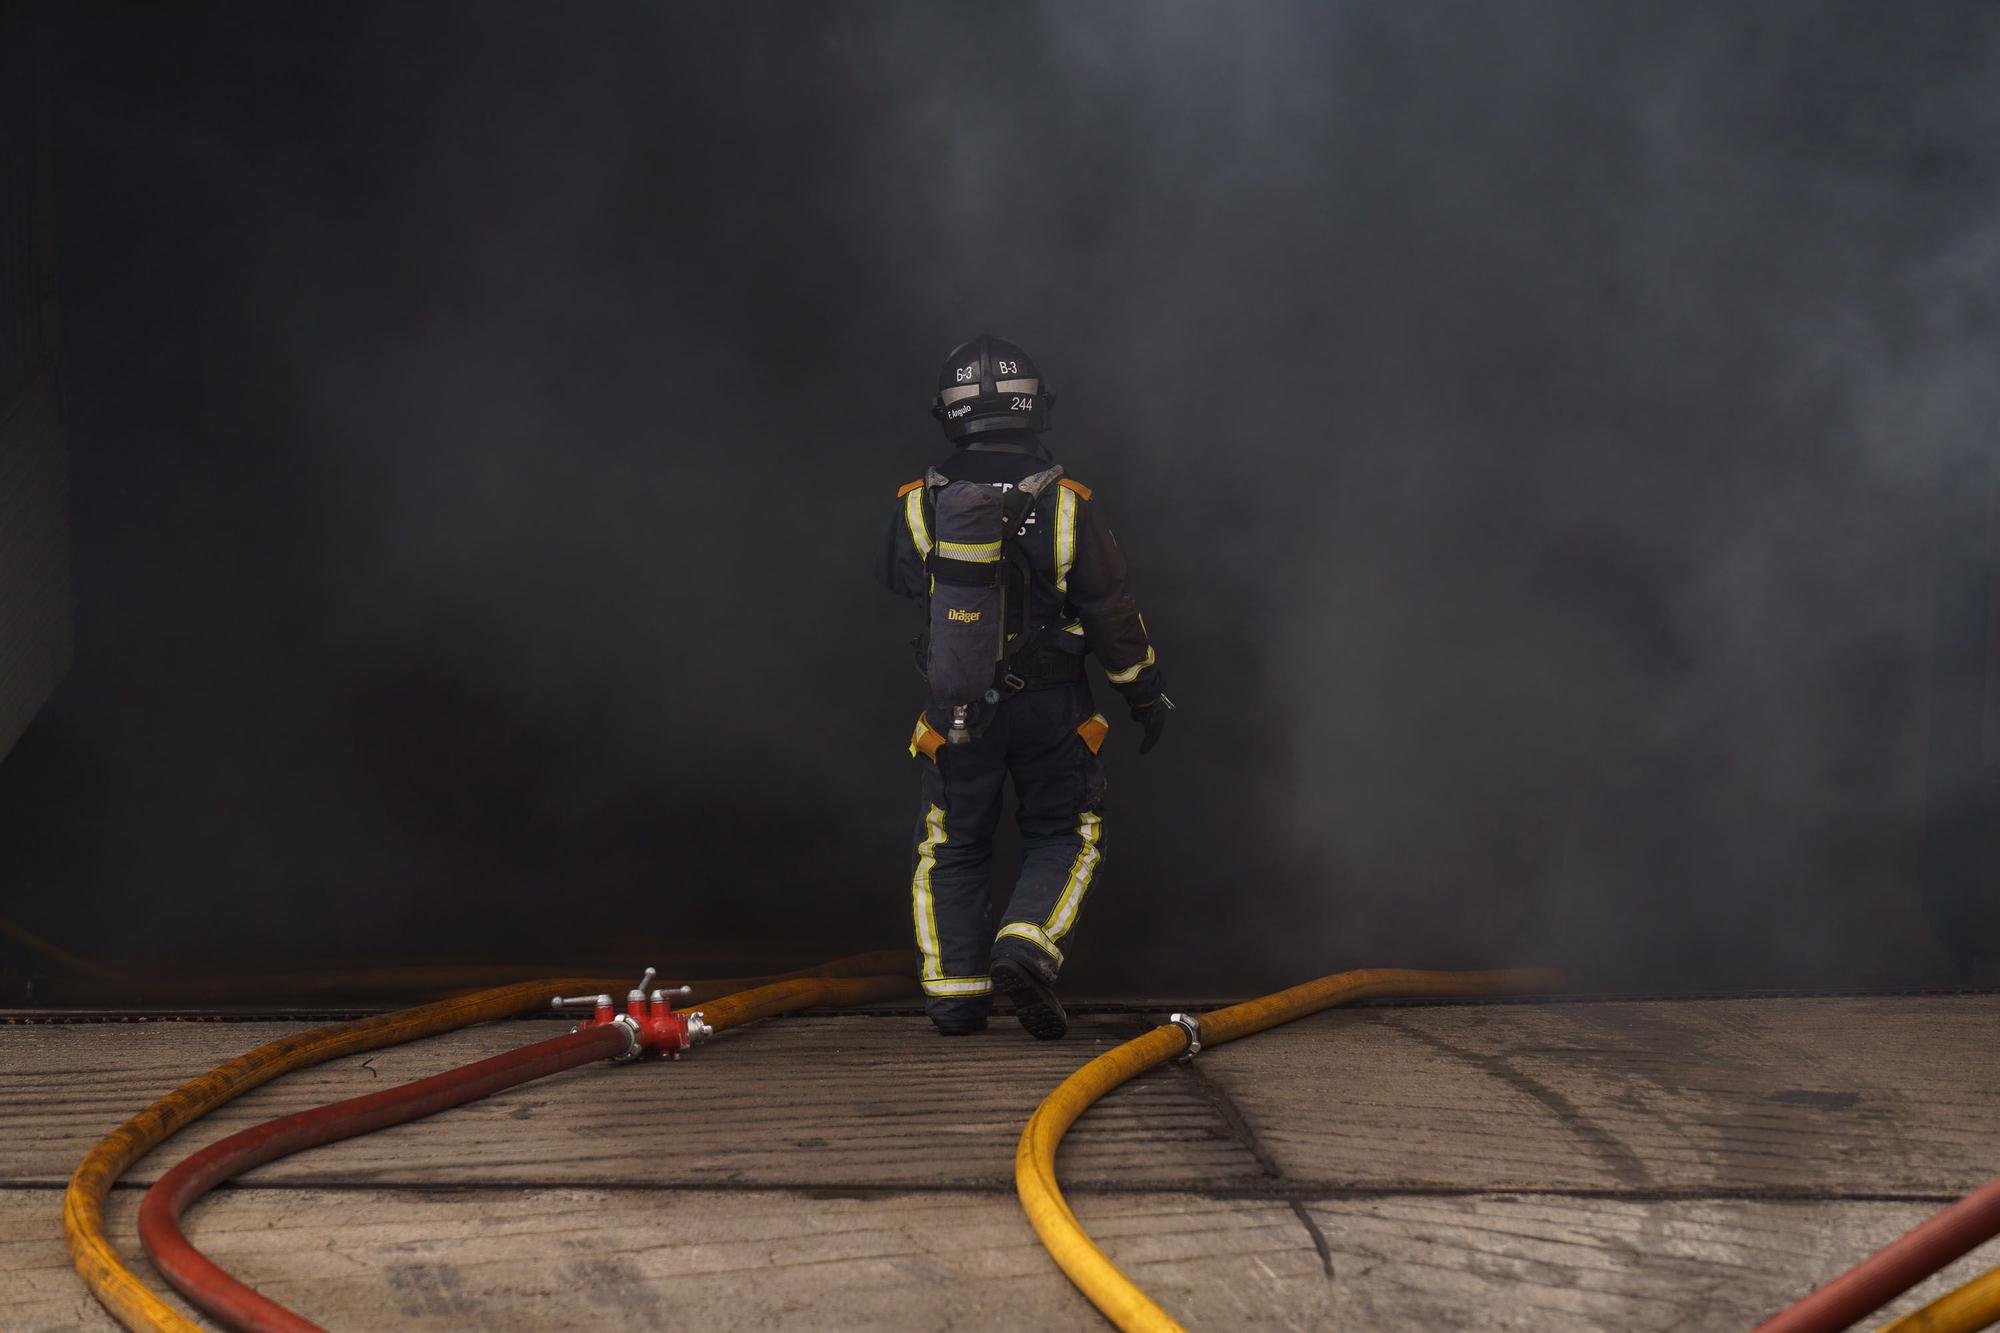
left=922, top=976, right=993, bottom=997
left=904, top=487, right=931, bottom=557
left=996, top=922, right=1064, bottom=965
left=1105, top=646, right=1156, bottom=685
left=937, top=539, right=1001, bottom=563
left=1043, top=810, right=1103, bottom=942
left=1054, top=486, right=1078, bottom=593
left=940, top=377, right=1038, bottom=405
left=912, top=805, right=947, bottom=980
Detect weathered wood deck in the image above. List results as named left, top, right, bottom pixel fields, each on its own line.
left=7, top=995, right=1997, bottom=1329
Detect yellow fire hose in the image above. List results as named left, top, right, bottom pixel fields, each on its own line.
left=1, top=911, right=121, bottom=983
left=1880, top=1268, right=2000, bottom=1331
left=64, top=950, right=915, bottom=1333
left=1015, top=966, right=1561, bottom=1332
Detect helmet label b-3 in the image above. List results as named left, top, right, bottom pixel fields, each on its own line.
left=932, top=334, right=1053, bottom=442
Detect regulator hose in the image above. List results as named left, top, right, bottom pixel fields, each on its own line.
left=1015, top=966, right=1560, bottom=1333
left=137, top=971, right=915, bottom=1333
left=64, top=950, right=912, bottom=1333
left=1753, top=1174, right=2000, bottom=1333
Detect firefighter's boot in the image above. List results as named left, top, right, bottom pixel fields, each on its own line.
left=991, top=954, right=1068, bottom=1040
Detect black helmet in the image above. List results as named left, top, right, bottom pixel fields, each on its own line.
left=929, top=334, right=1055, bottom=442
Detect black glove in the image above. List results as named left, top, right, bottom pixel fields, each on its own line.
left=1129, top=694, right=1175, bottom=755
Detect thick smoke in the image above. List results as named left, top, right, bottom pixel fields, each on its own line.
left=1, top=2, right=1993, bottom=990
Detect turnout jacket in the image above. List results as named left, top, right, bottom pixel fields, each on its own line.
left=875, top=440, right=1162, bottom=705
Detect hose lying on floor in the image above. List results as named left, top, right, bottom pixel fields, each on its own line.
left=1752, top=1172, right=2000, bottom=1333
left=142, top=1023, right=634, bottom=1333
left=0, top=910, right=120, bottom=983
left=138, top=971, right=915, bottom=1333
left=1015, top=966, right=1559, bottom=1333
left=1882, top=1263, right=2000, bottom=1333
left=64, top=950, right=913, bottom=1333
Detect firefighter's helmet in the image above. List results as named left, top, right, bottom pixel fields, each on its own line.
left=930, top=334, right=1054, bottom=441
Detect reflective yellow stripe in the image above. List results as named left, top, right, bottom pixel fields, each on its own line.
left=937, top=539, right=1001, bottom=563
left=1042, top=810, right=1103, bottom=942
left=1105, top=646, right=1156, bottom=685
left=1054, top=485, right=1078, bottom=594
left=904, top=487, right=932, bottom=557
left=921, top=976, right=993, bottom=997
left=1062, top=621, right=1085, bottom=636
left=912, top=804, right=947, bottom=980
left=996, top=922, right=1064, bottom=966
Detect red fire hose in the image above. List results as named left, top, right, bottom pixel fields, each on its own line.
left=133, top=970, right=910, bottom=1332
left=1755, top=1174, right=2000, bottom=1333
left=137, top=1023, right=631, bottom=1332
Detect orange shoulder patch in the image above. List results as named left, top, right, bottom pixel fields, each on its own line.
left=896, top=478, right=924, bottom=498
left=1057, top=477, right=1093, bottom=500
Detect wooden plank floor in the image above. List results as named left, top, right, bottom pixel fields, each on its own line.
left=1207, top=996, right=2000, bottom=1195
left=6, top=996, right=1998, bottom=1329
left=0, top=1015, right=1262, bottom=1191
left=5, top=1189, right=1980, bottom=1331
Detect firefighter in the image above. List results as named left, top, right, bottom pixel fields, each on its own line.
left=876, top=335, right=1172, bottom=1038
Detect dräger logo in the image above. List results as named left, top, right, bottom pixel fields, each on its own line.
left=946, top=607, right=981, bottom=623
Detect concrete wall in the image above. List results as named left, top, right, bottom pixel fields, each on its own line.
left=0, top=5, right=71, bottom=764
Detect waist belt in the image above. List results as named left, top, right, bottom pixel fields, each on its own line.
left=1011, top=643, right=1086, bottom=689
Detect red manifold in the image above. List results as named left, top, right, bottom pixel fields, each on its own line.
left=560, top=971, right=711, bottom=1061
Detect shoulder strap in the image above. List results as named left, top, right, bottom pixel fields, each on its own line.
left=1001, top=464, right=1063, bottom=532
left=1016, top=464, right=1065, bottom=500
left=994, top=465, right=1069, bottom=664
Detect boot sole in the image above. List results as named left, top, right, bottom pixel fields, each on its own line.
left=992, top=959, right=1068, bottom=1040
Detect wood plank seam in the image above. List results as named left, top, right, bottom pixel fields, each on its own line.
left=1379, top=1014, right=1658, bottom=1190
left=1169, top=1047, right=1338, bottom=1278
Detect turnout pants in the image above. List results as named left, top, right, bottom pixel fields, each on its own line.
left=908, top=681, right=1109, bottom=1026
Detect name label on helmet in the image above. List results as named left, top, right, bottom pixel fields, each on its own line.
left=946, top=403, right=972, bottom=419
left=947, top=607, right=982, bottom=623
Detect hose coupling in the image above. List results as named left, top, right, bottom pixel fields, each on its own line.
left=1168, top=1012, right=1202, bottom=1059
left=685, top=1012, right=713, bottom=1044
left=609, top=1012, right=645, bottom=1062
left=573, top=972, right=703, bottom=1060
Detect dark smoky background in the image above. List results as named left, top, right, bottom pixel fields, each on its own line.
left=1, top=2, right=1993, bottom=992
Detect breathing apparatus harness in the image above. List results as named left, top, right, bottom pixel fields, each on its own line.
left=918, top=462, right=1076, bottom=743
